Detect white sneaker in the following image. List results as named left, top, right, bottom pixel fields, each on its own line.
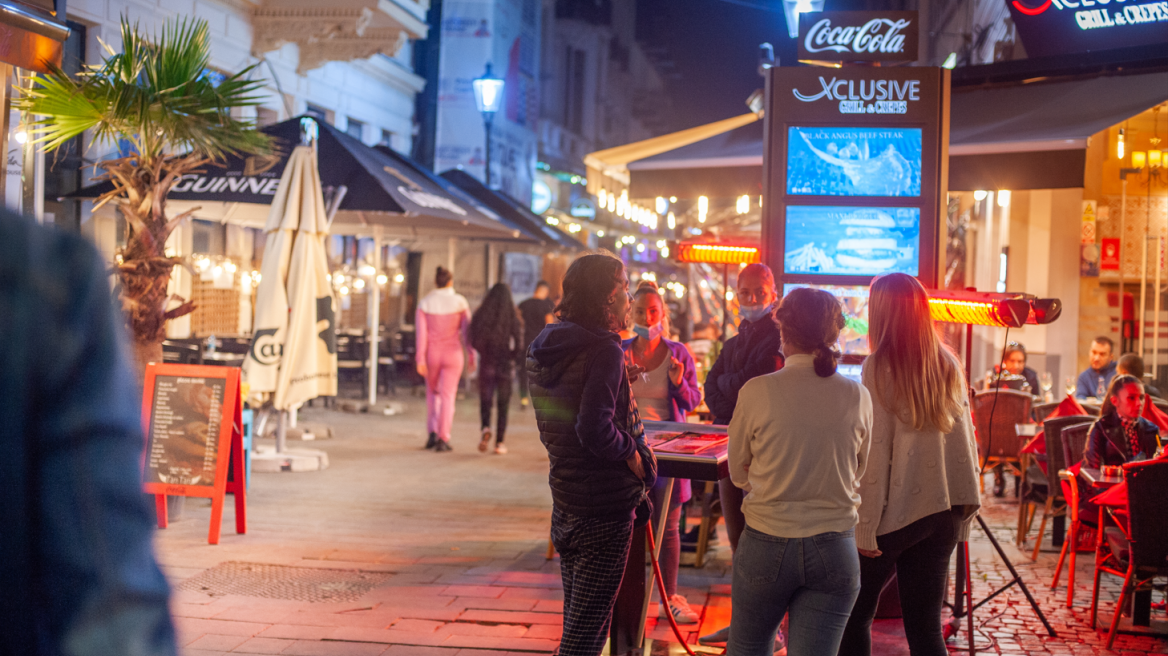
left=658, top=594, right=699, bottom=624
left=494, top=443, right=508, bottom=455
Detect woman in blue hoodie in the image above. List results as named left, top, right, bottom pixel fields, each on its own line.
left=527, top=252, right=656, bottom=656
left=623, top=280, right=702, bottom=624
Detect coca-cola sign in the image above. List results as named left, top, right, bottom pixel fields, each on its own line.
left=798, top=11, right=919, bottom=63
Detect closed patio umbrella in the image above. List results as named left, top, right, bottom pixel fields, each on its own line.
left=244, top=144, right=338, bottom=453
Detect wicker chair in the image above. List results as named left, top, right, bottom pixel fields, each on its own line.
left=1050, top=421, right=1095, bottom=607
left=973, top=389, right=1033, bottom=496
left=1017, top=415, right=1092, bottom=551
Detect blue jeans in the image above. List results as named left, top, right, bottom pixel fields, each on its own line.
left=728, top=525, right=860, bottom=656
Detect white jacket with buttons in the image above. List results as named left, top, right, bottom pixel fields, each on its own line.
left=856, top=363, right=982, bottom=551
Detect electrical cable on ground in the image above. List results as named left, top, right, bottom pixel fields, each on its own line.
left=646, top=519, right=700, bottom=656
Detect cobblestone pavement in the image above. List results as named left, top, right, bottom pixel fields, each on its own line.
left=156, top=393, right=1168, bottom=656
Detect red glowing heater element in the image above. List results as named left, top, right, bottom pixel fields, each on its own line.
left=928, top=290, right=1062, bottom=328
left=674, top=243, right=761, bottom=265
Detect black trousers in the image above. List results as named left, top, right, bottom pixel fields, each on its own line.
left=478, top=359, right=513, bottom=443
left=551, top=507, right=634, bottom=656
left=837, top=509, right=962, bottom=656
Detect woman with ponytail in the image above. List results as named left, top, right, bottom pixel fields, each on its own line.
left=838, top=273, right=981, bottom=656
left=726, top=287, right=872, bottom=656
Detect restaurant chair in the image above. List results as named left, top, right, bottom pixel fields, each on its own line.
left=1048, top=421, right=1093, bottom=606
left=973, top=389, right=1033, bottom=496
left=336, top=334, right=369, bottom=391
left=1031, top=401, right=1061, bottom=424
left=1019, top=416, right=1092, bottom=557
left=1090, top=459, right=1168, bottom=649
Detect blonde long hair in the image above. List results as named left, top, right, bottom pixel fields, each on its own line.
left=867, top=273, right=965, bottom=432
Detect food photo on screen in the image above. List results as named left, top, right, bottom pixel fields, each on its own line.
left=784, top=206, right=920, bottom=276
left=787, top=126, right=922, bottom=197
left=783, top=283, right=870, bottom=356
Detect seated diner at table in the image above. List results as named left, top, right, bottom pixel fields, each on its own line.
left=1115, top=352, right=1163, bottom=399
left=1077, top=375, right=1162, bottom=525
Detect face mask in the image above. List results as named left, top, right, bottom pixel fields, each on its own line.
left=633, top=322, right=664, bottom=341
left=739, top=302, right=774, bottom=324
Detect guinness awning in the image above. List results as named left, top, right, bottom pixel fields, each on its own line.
left=440, top=169, right=584, bottom=252
left=69, top=116, right=527, bottom=240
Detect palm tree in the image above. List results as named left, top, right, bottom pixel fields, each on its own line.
left=16, top=16, right=272, bottom=373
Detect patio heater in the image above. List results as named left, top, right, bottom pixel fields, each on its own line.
left=673, top=241, right=761, bottom=338
left=930, top=288, right=1062, bottom=652
left=472, top=63, right=505, bottom=187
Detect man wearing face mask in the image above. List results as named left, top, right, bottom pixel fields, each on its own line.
left=699, top=263, right=784, bottom=648
left=622, top=281, right=703, bottom=623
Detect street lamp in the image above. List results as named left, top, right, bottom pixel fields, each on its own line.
left=472, top=63, right=505, bottom=187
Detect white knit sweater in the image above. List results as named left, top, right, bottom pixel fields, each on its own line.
left=856, top=363, right=982, bottom=551
left=729, top=354, right=873, bottom=538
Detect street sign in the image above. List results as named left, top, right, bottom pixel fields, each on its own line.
left=798, top=11, right=920, bottom=63
left=141, top=363, right=247, bottom=545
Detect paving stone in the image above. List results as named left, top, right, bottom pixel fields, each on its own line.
left=187, top=634, right=250, bottom=651
left=434, top=623, right=529, bottom=638
left=281, top=639, right=388, bottom=656
left=230, top=637, right=296, bottom=654
left=455, top=610, right=562, bottom=626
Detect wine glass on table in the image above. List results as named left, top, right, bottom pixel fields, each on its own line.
left=1064, top=376, right=1076, bottom=399
left=1040, top=372, right=1053, bottom=402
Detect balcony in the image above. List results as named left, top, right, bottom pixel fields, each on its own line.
left=252, top=0, right=429, bottom=74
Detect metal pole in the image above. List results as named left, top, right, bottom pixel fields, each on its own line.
left=1120, top=179, right=1127, bottom=350
left=276, top=409, right=287, bottom=454
left=484, top=115, right=493, bottom=187
left=368, top=236, right=382, bottom=406
left=722, top=263, right=730, bottom=338
left=1154, top=233, right=1162, bottom=378
left=1140, top=209, right=1149, bottom=358
left=0, top=64, right=11, bottom=204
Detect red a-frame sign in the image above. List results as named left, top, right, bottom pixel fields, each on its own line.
left=141, top=363, right=247, bottom=545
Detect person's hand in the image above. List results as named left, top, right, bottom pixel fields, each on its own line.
left=627, top=451, right=646, bottom=479
left=858, top=548, right=883, bottom=558
left=669, top=357, right=684, bottom=386
left=416, top=362, right=428, bottom=378
left=626, top=363, right=646, bottom=381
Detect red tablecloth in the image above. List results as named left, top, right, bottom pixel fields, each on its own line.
left=1021, top=395, right=1089, bottom=462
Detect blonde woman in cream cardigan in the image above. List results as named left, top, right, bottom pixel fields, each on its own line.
left=837, top=273, right=981, bottom=656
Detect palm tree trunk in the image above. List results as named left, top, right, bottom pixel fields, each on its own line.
left=133, top=338, right=165, bottom=376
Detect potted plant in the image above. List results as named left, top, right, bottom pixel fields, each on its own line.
left=17, top=17, right=272, bottom=373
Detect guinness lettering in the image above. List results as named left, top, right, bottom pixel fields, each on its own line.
left=170, top=174, right=281, bottom=196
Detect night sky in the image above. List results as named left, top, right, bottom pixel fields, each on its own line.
left=638, top=0, right=869, bottom=130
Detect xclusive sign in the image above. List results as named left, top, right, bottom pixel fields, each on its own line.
left=1007, top=0, right=1168, bottom=56
left=793, top=76, right=922, bottom=115
left=798, top=11, right=919, bottom=62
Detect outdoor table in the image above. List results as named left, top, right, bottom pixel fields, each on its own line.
left=611, top=421, right=729, bottom=656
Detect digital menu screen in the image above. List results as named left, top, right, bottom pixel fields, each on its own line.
left=783, top=283, right=870, bottom=355
left=145, top=375, right=226, bottom=486
left=787, top=127, right=922, bottom=197
left=784, top=205, right=920, bottom=276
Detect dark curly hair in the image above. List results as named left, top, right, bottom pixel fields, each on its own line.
left=435, top=266, right=452, bottom=288
left=776, top=287, right=846, bottom=377
left=556, top=251, right=626, bottom=332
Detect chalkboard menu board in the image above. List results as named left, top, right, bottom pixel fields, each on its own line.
left=146, top=375, right=228, bottom=486
left=141, top=363, right=246, bottom=545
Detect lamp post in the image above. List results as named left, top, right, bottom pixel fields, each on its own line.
left=472, top=63, right=505, bottom=187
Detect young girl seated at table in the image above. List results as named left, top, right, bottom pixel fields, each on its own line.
left=1078, top=375, right=1163, bottom=522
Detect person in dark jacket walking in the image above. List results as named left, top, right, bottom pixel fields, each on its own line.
left=470, top=283, right=524, bottom=454
left=0, top=208, right=176, bottom=655
left=699, top=262, right=784, bottom=647
left=527, top=252, right=656, bottom=656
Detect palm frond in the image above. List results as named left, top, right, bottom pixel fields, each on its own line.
left=15, top=15, right=271, bottom=162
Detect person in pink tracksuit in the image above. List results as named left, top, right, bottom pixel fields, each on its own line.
left=416, top=266, right=474, bottom=452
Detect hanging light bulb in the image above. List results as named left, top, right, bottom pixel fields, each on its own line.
left=736, top=195, right=750, bottom=214
left=973, top=190, right=987, bottom=201
left=376, top=273, right=389, bottom=285
left=667, top=212, right=676, bottom=229
left=698, top=196, right=708, bottom=223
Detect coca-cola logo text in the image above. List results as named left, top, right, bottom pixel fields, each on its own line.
left=803, top=18, right=912, bottom=55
